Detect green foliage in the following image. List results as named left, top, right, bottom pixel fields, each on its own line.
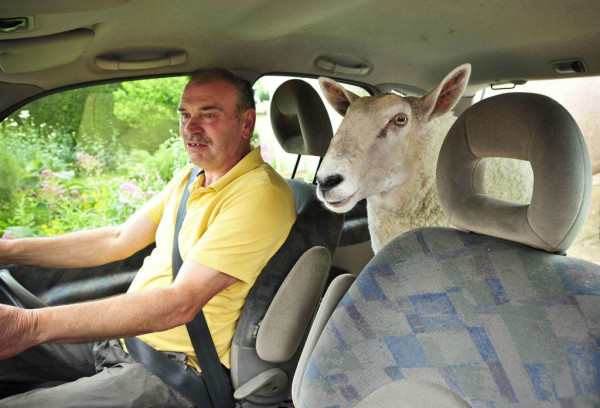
left=15, top=83, right=118, bottom=136
left=253, top=79, right=270, bottom=102
left=76, top=92, right=127, bottom=170
left=112, top=77, right=188, bottom=153
left=0, top=138, right=24, bottom=214
left=122, top=132, right=189, bottom=181
left=0, top=76, right=191, bottom=239
left=0, top=149, right=177, bottom=238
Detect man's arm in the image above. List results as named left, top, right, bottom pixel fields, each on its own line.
left=0, top=259, right=238, bottom=359
left=0, top=211, right=157, bottom=268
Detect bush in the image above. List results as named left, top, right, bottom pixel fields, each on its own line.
left=0, top=140, right=24, bottom=213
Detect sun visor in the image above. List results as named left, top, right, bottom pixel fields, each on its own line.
left=0, top=29, right=94, bottom=74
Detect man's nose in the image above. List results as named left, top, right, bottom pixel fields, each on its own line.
left=183, top=116, right=204, bottom=134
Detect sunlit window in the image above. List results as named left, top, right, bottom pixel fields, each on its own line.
left=0, top=77, right=189, bottom=239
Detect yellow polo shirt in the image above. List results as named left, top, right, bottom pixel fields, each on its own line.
left=125, top=148, right=296, bottom=370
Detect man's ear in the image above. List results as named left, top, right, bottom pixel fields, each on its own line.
left=240, top=109, right=256, bottom=140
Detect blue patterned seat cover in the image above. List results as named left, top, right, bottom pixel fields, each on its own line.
left=299, top=227, right=600, bottom=407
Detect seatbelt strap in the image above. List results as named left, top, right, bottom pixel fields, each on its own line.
left=125, top=166, right=234, bottom=407
left=125, top=335, right=213, bottom=406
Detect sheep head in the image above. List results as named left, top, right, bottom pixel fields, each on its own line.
left=316, top=63, right=471, bottom=213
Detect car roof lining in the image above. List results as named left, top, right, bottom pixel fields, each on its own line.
left=0, top=0, right=598, bottom=113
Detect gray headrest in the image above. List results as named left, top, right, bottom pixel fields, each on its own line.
left=270, top=79, right=333, bottom=156
left=436, top=93, right=593, bottom=253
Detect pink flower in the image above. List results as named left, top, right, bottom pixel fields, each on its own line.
left=70, top=190, right=79, bottom=196
left=119, top=182, right=139, bottom=193
left=260, top=145, right=270, bottom=162
left=41, top=169, right=53, bottom=177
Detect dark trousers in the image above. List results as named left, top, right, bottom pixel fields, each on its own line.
left=0, top=339, right=198, bottom=407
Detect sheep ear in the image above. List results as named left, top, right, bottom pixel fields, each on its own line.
left=420, top=63, right=471, bottom=121
left=319, top=77, right=360, bottom=117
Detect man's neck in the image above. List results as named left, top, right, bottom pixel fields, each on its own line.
left=200, top=147, right=252, bottom=187
left=202, top=171, right=225, bottom=188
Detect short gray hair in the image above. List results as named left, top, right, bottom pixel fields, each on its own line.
left=188, top=68, right=255, bottom=117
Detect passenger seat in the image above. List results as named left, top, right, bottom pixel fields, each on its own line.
left=293, top=93, right=600, bottom=407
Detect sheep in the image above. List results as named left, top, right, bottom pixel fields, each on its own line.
left=316, top=64, right=533, bottom=253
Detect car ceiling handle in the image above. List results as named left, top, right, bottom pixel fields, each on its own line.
left=315, top=56, right=371, bottom=76
left=95, top=51, right=186, bottom=70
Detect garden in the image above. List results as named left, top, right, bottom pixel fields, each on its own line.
left=0, top=76, right=190, bottom=239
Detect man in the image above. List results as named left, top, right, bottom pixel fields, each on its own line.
left=0, top=69, right=297, bottom=407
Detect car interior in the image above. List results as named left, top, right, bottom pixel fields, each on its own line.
left=0, top=1, right=599, bottom=407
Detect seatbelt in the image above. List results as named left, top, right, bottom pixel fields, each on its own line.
left=125, top=166, right=234, bottom=407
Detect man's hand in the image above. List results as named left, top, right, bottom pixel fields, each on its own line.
left=0, top=304, right=38, bottom=359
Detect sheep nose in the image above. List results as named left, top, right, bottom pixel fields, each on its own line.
left=318, top=174, right=344, bottom=191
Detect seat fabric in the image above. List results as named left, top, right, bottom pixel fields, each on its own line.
left=298, top=227, right=600, bottom=407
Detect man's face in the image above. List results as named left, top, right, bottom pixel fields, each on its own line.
left=178, top=79, right=254, bottom=173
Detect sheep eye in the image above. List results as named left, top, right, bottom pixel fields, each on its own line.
left=394, top=115, right=408, bottom=126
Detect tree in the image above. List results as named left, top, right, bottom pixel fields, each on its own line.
left=111, top=76, right=188, bottom=153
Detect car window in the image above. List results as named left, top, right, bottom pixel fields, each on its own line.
left=0, top=77, right=189, bottom=239
left=253, top=76, right=370, bottom=182
left=477, top=76, right=600, bottom=263
left=0, top=75, right=369, bottom=240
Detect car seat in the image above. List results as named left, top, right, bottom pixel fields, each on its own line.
left=228, top=79, right=345, bottom=407
left=293, top=93, right=600, bottom=407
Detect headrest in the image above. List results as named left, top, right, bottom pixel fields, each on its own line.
left=436, top=93, right=593, bottom=253
left=270, top=79, right=333, bottom=156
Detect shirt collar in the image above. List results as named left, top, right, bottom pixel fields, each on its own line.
left=192, top=147, right=264, bottom=192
